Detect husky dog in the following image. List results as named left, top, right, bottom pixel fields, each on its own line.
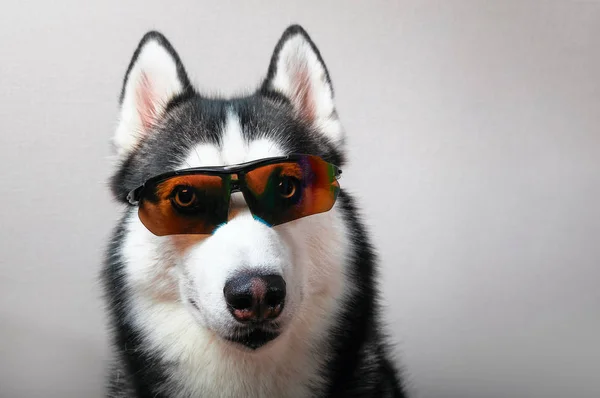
left=102, top=25, right=405, bottom=398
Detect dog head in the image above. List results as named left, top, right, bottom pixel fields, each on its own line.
left=110, top=26, right=349, bottom=352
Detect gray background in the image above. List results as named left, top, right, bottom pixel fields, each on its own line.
left=0, top=1, right=598, bottom=397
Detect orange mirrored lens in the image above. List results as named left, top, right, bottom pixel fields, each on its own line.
left=138, top=174, right=230, bottom=236
left=242, top=155, right=340, bottom=226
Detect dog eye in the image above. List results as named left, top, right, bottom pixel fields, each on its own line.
left=173, top=187, right=197, bottom=208
left=278, top=176, right=298, bottom=199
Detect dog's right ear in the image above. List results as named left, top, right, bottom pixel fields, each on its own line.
left=114, top=31, right=193, bottom=157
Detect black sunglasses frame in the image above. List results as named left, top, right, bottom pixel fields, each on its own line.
left=126, top=154, right=342, bottom=206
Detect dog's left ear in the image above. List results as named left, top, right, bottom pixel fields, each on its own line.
left=261, top=25, right=344, bottom=148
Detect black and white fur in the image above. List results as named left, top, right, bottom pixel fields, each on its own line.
left=103, top=25, right=405, bottom=397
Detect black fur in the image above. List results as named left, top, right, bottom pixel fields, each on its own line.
left=323, top=192, right=405, bottom=397
left=103, top=214, right=171, bottom=397
left=103, top=25, right=405, bottom=397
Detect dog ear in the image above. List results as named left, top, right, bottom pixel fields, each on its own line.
left=261, top=25, right=344, bottom=148
left=114, top=31, right=193, bottom=157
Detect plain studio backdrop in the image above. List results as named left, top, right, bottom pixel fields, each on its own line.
left=0, top=1, right=598, bottom=397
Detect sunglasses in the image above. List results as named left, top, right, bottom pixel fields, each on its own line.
left=127, top=154, right=342, bottom=236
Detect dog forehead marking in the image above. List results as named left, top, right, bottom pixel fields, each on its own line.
left=181, top=108, right=285, bottom=170
left=221, top=110, right=247, bottom=165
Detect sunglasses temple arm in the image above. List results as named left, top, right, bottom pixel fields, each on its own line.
left=126, top=185, right=144, bottom=205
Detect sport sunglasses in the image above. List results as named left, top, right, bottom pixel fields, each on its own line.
left=127, top=154, right=342, bottom=236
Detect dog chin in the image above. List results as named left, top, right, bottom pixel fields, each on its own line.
left=224, top=328, right=281, bottom=350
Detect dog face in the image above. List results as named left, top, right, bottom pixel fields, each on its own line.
left=110, top=26, right=349, bottom=353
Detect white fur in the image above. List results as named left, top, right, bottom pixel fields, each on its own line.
left=220, top=110, right=248, bottom=165
left=120, top=108, right=352, bottom=397
left=268, top=34, right=344, bottom=146
left=114, top=39, right=185, bottom=157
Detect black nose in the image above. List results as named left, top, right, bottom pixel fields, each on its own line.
left=223, top=273, right=286, bottom=323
